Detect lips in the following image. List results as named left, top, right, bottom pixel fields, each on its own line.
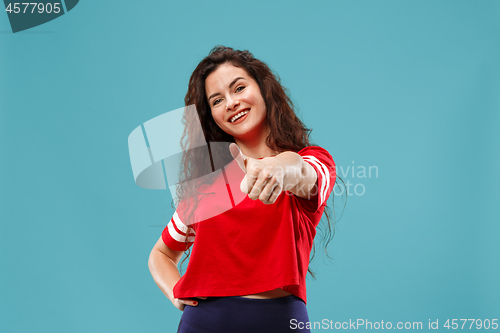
left=228, top=109, right=250, bottom=123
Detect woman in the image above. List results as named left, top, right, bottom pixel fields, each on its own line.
left=149, top=46, right=338, bottom=332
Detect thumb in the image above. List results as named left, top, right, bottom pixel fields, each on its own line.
left=229, top=143, right=247, bottom=172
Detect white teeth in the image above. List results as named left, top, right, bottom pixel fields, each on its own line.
left=229, top=110, right=249, bottom=123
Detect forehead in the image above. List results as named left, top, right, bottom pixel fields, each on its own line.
left=205, top=64, right=251, bottom=91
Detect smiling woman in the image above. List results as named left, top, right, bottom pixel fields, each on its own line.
left=148, top=46, right=340, bottom=333
left=206, top=64, right=269, bottom=148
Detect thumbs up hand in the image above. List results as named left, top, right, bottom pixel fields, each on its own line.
left=229, top=143, right=286, bottom=205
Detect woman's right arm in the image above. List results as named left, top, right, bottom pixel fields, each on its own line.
left=148, top=236, right=199, bottom=311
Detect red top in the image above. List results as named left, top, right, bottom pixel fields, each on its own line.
left=161, top=146, right=336, bottom=304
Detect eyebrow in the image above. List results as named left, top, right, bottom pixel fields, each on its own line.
left=207, top=76, right=246, bottom=102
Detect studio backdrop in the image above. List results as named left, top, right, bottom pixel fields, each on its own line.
left=1, top=1, right=499, bottom=332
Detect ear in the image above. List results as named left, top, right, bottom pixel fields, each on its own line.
left=229, top=143, right=247, bottom=172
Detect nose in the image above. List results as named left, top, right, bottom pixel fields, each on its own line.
left=226, top=97, right=239, bottom=111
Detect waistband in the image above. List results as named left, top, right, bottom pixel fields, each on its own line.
left=178, top=295, right=310, bottom=333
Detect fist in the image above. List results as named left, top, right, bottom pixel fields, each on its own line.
left=229, top=143, right=285, bottom=205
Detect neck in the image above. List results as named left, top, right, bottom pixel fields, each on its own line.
left=234, top=135, right=277, bottom=159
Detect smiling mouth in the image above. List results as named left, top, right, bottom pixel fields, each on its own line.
left=229, top=109, right=250, bottom=123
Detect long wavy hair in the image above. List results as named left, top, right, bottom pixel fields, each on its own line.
left=175, top=46, right=345, bottom=277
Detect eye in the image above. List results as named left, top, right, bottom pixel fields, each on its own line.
left=235, top=86, right=245, bottom=93
left=213, top=98, right=222, bottom=106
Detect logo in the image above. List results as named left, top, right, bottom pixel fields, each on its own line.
left=128, top=105, right=248, bottom=224
left=3, top=0, right=79, bottom=33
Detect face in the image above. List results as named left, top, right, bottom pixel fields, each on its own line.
left=205, top=64, right=268, bottom=143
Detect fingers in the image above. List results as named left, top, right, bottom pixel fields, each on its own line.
left=243, top=167, right=283, bottom=204
left=240, top=165, right=267, bottom=197
left=229, top=143, right=247, bottom=172
left=176, top=296, right=207, bottom=308
left=247, top=168, right=272, bottom=200
left=259, top=178, right=283, bottom=204
left=173, top=297, right=207, bottom=312
left=177, top=298, right=199, bottom=307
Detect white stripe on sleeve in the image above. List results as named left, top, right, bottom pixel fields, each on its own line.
left=167, top=221, right=195, bottom=243
left=303, top=155, right=330, bottom=206
left=172, top=211, right=196, bottom=234
left=167, top=211, right=195, bottom=243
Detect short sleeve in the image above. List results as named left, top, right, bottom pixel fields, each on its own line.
left=161, top=210, right=196, bottom=251
left=296, top=146, right=336, bottom=213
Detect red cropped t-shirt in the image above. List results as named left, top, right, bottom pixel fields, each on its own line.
left=161, top=146, right=336, bottom=304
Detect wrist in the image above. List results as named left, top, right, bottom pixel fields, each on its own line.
left=274, top=152, right=302, bottom=190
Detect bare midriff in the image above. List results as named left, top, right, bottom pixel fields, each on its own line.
left=239, top=288, right=293, bottom=299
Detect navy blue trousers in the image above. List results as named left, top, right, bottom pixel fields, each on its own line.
left=177, top=295, right=311, bottom=333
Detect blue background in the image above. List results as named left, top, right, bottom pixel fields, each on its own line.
left=1, top=1, right=499, bottom=332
